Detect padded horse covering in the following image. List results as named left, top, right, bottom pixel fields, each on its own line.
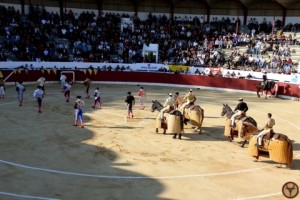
left=224, top=118, right=251, bottom=140
left=166, top=114, right=183, bottom=134
left=269, top=138, right=293, bottom=167
left=183, top=105, right=204, bottom=128
left=248, top=136, right=259, bottom=157
left=248, top=133, right=293, bottom=167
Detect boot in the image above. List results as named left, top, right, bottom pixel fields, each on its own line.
left=178, top=134, right=182, bottom=140
left=173, top=134, right=177, bottom=139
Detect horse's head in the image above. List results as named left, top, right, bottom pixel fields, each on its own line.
left=221, top=104, right=227, bottom=117
left=221, top=104, right=233, bottom=118
left=240, top=122, right=258, bottom=138
left=151, top=100, right=163, bottom=112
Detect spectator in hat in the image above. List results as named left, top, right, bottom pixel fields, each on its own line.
left=125, top=91, right=135, bottom=118
left=230, top=97, right=248, bottom=127
left=160, top=93, right=175, bottom=120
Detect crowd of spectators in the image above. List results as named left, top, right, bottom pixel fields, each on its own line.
left=0, top=4, right=299, bottom=74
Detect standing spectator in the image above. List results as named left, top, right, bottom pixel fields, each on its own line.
left=92, top=87, right=101, bottom=109
left=37, top=76, right=46, bottom=94
left=0, top=78, right=5, bottom=99
left=74, top=95, right=85, bottom=128
left=137, top=86, right=146, bottom=110
left=60, top=74, right=67, bottom=92
left=83, top=77, right=92, bottom=98
left=125, top=91, right=135, bottom=118
left=63, top=81, right=72, bottom=102
left=16, top=81, right=26, bottom=106
left=33, top=86, right=44, bottom=113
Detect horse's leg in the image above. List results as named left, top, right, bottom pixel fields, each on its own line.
left=257, top=89, right=260, bottom=98
left=254, top=149, right=260, bottom=162
left=264, top=90, right=268, bottom=99
left=227, top=136, right=232, bottom=142
left=241, top=140, right=247, bottom=148
left=178, top=134, right=182, bottom=140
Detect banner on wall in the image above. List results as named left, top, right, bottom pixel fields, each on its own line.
left=169, top=65, right=189, bottom=72
left=134, top=63, right=165, bottom=71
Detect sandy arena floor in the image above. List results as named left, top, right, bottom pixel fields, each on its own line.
left=0, top=83, right=299, bottom=200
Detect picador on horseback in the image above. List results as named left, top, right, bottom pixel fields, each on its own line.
left=230, top=97, right=248, bottom=128
left=179, top=89, right=196, bottom=112
left=262, top=71, right=268, bottom=90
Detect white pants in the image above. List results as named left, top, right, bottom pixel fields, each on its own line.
left=230, top=110, right=243, bottom=125
left=256, top=129, right=271, bottom=145
left=160, top=106, right=171, bottom=119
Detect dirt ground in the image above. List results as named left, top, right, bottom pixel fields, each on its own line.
left=0, top=82, right=299, bottom=200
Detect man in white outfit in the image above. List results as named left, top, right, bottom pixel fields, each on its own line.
left=160, top=93, right=175, bottom=120
left=256, top=113, right=275, bottom=147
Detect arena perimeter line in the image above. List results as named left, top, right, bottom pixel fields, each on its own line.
left=0, top=191, right=60, bottom=200
left=0, top=159, right=268, bottom=179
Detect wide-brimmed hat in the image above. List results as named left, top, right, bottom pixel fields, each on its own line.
left=168, top=93, right=173, bottom=96
left=189, top=89, right=193, bottom=92
left=76, top=95, right=82, bottom=99
left=239, top=97, right=243, bottom=101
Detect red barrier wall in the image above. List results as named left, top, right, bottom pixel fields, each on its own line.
left=1, top=70, right=299, bottom=98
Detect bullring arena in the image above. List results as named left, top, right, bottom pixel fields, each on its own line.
left=0, top=74, right=299, bottom=200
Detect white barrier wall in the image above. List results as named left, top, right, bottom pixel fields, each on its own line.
left=1, top=61, right=299, bottom=84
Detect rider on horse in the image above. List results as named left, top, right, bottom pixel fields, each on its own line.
left=160, top=93, right=175, bottom=120
left=230, top=97, right=249, bottom=127
left=180, top=89, right=196, bottom=111
left=256, top=113, right=275, bottom=147
left=174, top=92, right=183, bottom=109
left=262, top=71, right=268, bottom=90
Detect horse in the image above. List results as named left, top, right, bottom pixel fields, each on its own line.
left=244, top=124, right=294, bottom=168
left=151, top=100, right=184, bottom=139
left=255, top=80, right=276, bottom=99
left=221, top=104, right=257, bottom=147
left=178, top=102, right=204, bottom=134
